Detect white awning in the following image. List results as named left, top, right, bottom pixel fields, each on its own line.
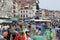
left=34, top=19, right=51, bottom=22
left=0, top=19, right=5, bottom=23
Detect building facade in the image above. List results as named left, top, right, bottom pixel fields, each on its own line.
left=14, top=0, right=36, bottom=19
left=38, top=9, right=60, bottom=21
left=0, top=0, right=36, bottom=19
left=0, top=0, right=60, bottom=20
left=0, top=0, right=13, bottom=18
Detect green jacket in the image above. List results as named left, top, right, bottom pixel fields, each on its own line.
left=32, top=36, right=44, bottom=40
left=45, top=29, right=52, bottom=39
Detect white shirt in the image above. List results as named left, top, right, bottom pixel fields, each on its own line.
left=26, top=37, right=32, bottom=40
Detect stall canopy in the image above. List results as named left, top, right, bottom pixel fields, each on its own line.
left=0, top=19, right=12, bottom=23
left=9, top=18, right=18, bottom=22
left=34, top=19, right=51, bottom=22
left=0, top=19, right=5, bottom=23
left=3, top=20, right=12, bottom=23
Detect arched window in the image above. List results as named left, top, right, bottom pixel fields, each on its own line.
left=26, top=10, right=28, bottom=13
left=13, top=1, right=15, bottom=4
left=13, top=10, right=16, bottom=13
left=21, top=11, right=22, bottom=13
left=21, top=15, right=22, bottom=17
left=13, top=5, right=15, bottom=9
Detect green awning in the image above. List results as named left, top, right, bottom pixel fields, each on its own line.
left=9, top=18, right=18, bottom=22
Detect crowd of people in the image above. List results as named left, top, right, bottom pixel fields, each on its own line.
left=0, top=21, right=60, bottom=40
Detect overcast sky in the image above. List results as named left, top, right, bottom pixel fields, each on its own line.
left=39, top=0, right=60, bottom=10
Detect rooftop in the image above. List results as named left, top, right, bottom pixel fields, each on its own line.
left=16, top=0, right=36, bottom=7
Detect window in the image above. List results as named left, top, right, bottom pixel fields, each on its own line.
left=39, top=13, right=42, bottom=17
left=36, top=11, right=39, bottom=12
left=45, top=15, right=48, bottom=16
left=26, top=11, right=28, bottom=13
left=13, top=1, right=15, bottom=4
left=40, top=15, right=42, bottom=17
left=20, top=8, right=23, bottom=9
left=40, top=13, right=42, bottom=14
left=21, top=11, right=22, bottom=13
left=24, top=7, right=28, bottom=9
left=21, top=15, right=22, bottom=17
left=13, top=5, right=15, bottom=9
left=13, top=10, right=16, bottom=13
left=26, top=15, right=28, bottom=17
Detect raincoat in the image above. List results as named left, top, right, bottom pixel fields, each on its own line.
left=31, top=25, right=36, bottom=30
left=14, top=34, right=21, bottom=40
left=21, top=34, right=25, bottom=40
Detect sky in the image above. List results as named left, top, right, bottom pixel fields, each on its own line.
left=39, top=0, right=60, bottom=10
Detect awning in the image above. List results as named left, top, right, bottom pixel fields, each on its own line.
left=9, top=18, right=18, bottom=22
left=34, top=19, right=51, bottom=22
left=0, top=19, right=5, bottom=23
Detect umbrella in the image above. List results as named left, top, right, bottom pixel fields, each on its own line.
left=0, top=19, right=12, bottom=23
left=0, top=19, right=5, bottom=23
left=9, top=18, right=18, bottom=22
left=9, top=29, right=17, bottom=35
left=3, top=20, right=12, bottom=23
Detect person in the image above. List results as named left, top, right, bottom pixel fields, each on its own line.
left=7, top=28, right=11, bottom=40
left=51, top=26, right=56, bottom=40
left=38, top=28, right=41, bottom=35
left=2, top=31, right=8, bottom=40
left=0, top=29, right=4, bottom=39
left=21, top=32, right=25, bottom=40
left=27, top=25, right=32, bottom=32
left=0, top=29, right=2, bottom=35
left=36, top=27, right=39, bottom=35
left=40, top=23, right=46, bottom=35
left=31, top=24, right=36, bottom=30
left=2, top=28, right=7, bottom=32
left=45, top=27, right=52, bottom=40
left=55, top=25, right=59, bottom=33
left=14, top=33, right=21, bottom=40
left=25, top=31, right=32, bottom=40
